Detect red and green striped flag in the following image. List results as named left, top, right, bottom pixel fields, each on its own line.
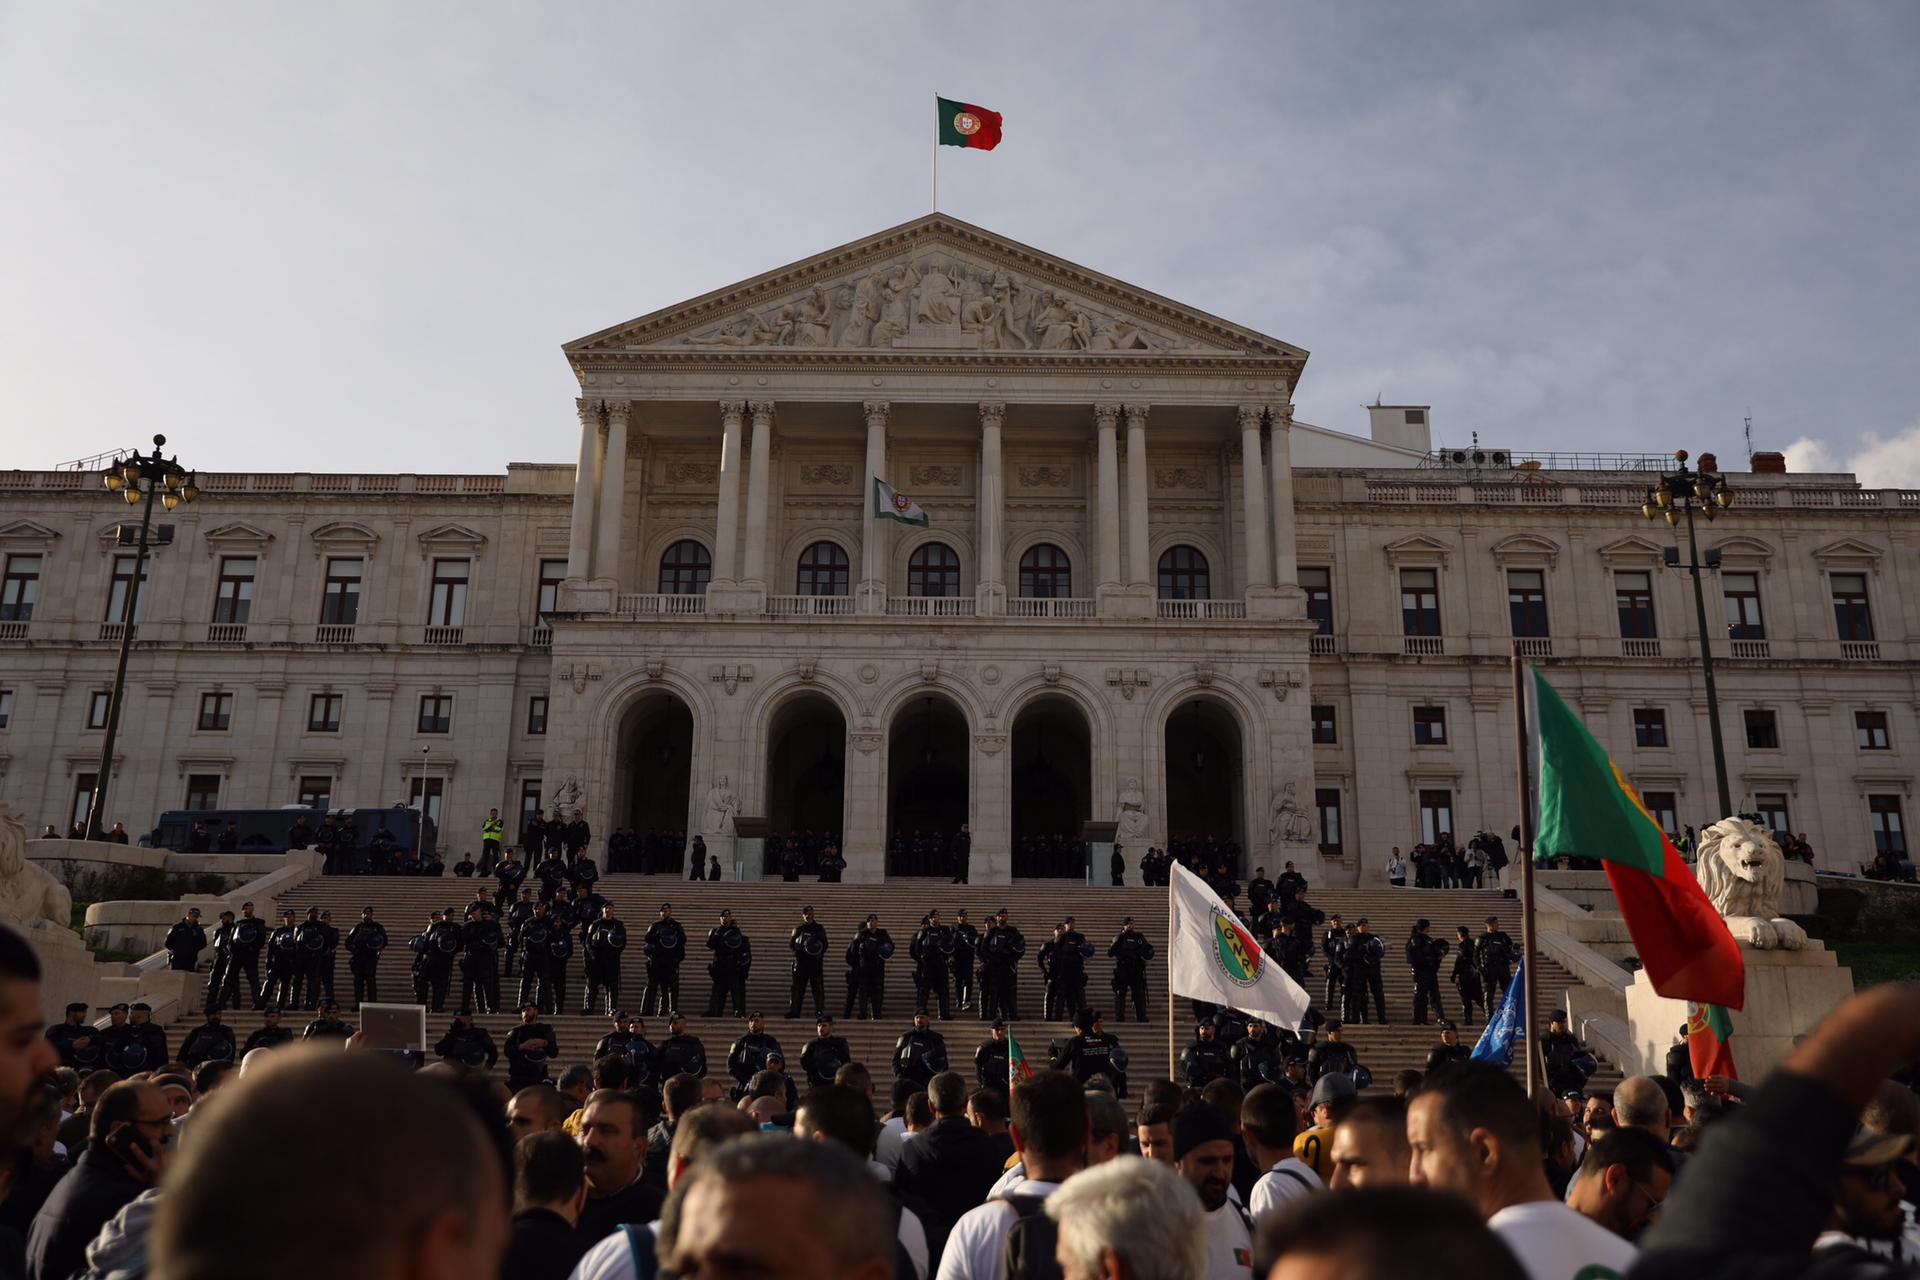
left=937, top=97, right=1002, bottom=150
left=1687, top=1001, right=1737, bottom=1079
left=1008, top=1030, right=1032, bottom=1088
left=1530, top=668, right=1746, bottom=1009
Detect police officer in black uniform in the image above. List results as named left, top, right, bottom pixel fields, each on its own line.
left=436, top=1009, right=498, bottom=1069
left=346, top=906, right=388, bottom=1006
left=1306, top=1020, right=1361, bottom=1082
left=243, top=1006, right=294, bottom=1053
left=594, top=1012, right=646, bottom=1073
left=800, top=1014, right=850, bottom=1088
left=1540, top=1010, right=1591, bottom=1096
left=461, top=905, right=505, bottom=1014
left=226, top=902, right=267, bottom=1010
left=1320, top=914, right=1348, bottom=1013
left=264, top=910, right=302, bottom=1010
left=44, top=1003, right=98, bottom=1070
left=974, top=1021, right=1010, bottom=1088
left=515, top=902, right=555, bottom=1012
left=1406, top=918, right=1449, bottom=1025
left=293, top=907, right=329, bottom=1009
left=1424, top=1019, right=1471, bottom=1072
left=1231, top=1018, right=1290, bottom=1091
left=117, top=1003, right=169, bottom=1075
left=542, top=916, right=575, bottom=1015
left=726, top=1012, right=782, bottom=1098
left=583, top=904, right=627, bottom=1016
left=1178, top=1019, right=1232, bottom=1088
left=503, top=888, right=536, bottom=978
left=951, top=909, right=979, bottom=1012
left=705, top=908, right=751, bottom=1017
left=424, top=907, right=463, bottom=1013
left=164, top=908, right=206, bottom=972
left=1343, top=917, right=1388, bottom=1024
left=980, top=908, right=1025, bottom=1022
left=652, top=1011, right=707, bottom=1080
left=891, top=1011, right=948, bottom=1087
left=911, top=909, right=954, bottom=1019
left=303, top=1000, right=354, bottom=1040
left=1476, top=916, right=1515, bottom=1006
left=843, top=914, right=893, bottom=1021
left=407, top=912, right=436, bottom=1005
left=1051, top=1008, right=1117, bottom=1086
left=504, top=1003, right=559, bottom=1089
left=642, top=903, right=686, bottom=1017
left=1107, top=917, right=1153, bottom=1022
left=493, top=850, right=526, bottom=916
left=787, top=906, right=828, bottom=1019
left=1452, top=925, right=1485, bottom=1022
left=180, top=1007, right=236, bottom=1068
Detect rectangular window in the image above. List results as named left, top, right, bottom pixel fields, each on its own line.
left=1310, top=704, right=1337, bottom=745
left=526, top=695, right=549, bottom=736
left=1868, top=795, right=1907, bottom=859
left=320, top=557, right=363, bottom=625
left=1506, top=569, right=1549, bottom=638
left=1615, top=571, right=1657, bottom=639
left=408, top=775, right=445, bottom=830
left=1856, top=710, right=1891, bottom=750
left=1299, top=567, right=1333, bottom=636
left=1754, top=792, right=1791, bottom=835
left=1744, top=709, right=1779, bottom=750
left=184, top=774, right=222, bottom=811
left=1633, top=708, right=1669, bottom=749
left=297, top=775, right=332, bottom=810
left=196, top=691, right=234, bottom=732
left=87, top=691, right=111, bottom=730
left=105, top=554, right=148, bottom=623
left=1399, top=568, right=1440, bottom=637
left=418, top=695, right=453, bottom=734
left=519, top=780, right=543, bottom=843
left=0, top=554, right=41, bottom=622
left=213, top=556, right=255, bottom=625
left=1413, top=705, right=1448, bottom=746
left=307, top=693, right=343, bottom=733
left=1641, top=790, right=1679, bottom=839
left=0, top=690, right=12, bottom=730
left=1315, top=788, right=1343, bottom=856
left=428, top=558, right=470, bottom=627
left=536, top=559, right=568, bottom=621
left=1418, top=789, right=1454, bottom=845
left=1722, top=571, right=1765, bottom=641
left=1831, top=573, right=1874, bottom=642
left=70, top=773, right=97, bottom=832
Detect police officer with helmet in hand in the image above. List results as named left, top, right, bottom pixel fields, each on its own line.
left=1107, top=916, right=1154, bottom=1022
left=1179, top=1018, right=1233, bottom=1088
left=504, top=1003, right=558, bottom=1089
left=652, top=1011, right=707, bottom=1080
left=951, top=908, right=979, bottom=1011
left=786, top=905, right=829, bottom=1019
left=1306, top=1019, right=1361, bottom=1082
left=583, top=903, right=628, bottom=1016
left=979, top=908, right=1026, bottom=1021
left=1231, top=1018, right=1290, bottom=1091
left=164, top=908, right=206, bottom=972
left=974, top=1021, right=1010, bottom=1088
left=345, top=906, right=388, bottom=1006
left=423, top=906, right=463, bottom=1013
left=892, top=1010, right=949, bottom=1086
left=515, top=901, right=556, bottom=1012
left=1406, top=917, right=1449, bottom=1025
left=642, top=902, right=687, bottom=1017
left=843, top=914, right=894, bottom=1021
left=243, top=1006, right=293, bottom=1053
left=705, top=908, right=751, bottom=1017
left=596, top=1013, right=655, bottom=1088
left=1051, top=1008, right=1126, bottom=1093
left=800, top=1014, right=850, bottom=1088
left=180, top=1007, right=236, bottom=1068
left=911, top=908, right=954, bottom=1019
left=460, top=903, right=505, bottom=1014
left=435, top=1008, right=498, bottom=1069
left=726, top=1012, right=782, bottom=1098
left=1425, top=1019, right=1471, bottom=1071
left=541, top=910, right=575, bottom=1014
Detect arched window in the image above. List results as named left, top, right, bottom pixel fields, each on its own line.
left=1157, top=545, right=1210, bottom=600
left=907, top=543, right=962, bottom=598
left=1018, top=544, right=1072, bottom=599
left=657, top=540, right=711, bottom=595
left=796, top=541, right=850, bottom=596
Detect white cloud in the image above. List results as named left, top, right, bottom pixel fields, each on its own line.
left=1784, top=423, right=1920, bottom=488
left=1783, top=436, right=1838, bottom=474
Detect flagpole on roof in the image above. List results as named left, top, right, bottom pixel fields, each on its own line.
left=931, top=94, right=939, bottom=212
left=1510, top=650, right=1541, bottom=1099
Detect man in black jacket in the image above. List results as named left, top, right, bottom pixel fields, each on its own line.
left=800, top=1014, right=850, bottom=1089
left=1107, top=916, right=1154, bottom=1022
left=951, top=909, right=978, bottom=1012
left=180, top=1007, right=236, bottom=1067
left=27, top=1081, right=168, bottom=1280
left=705, top=908, right=750, bottom=1018
left=226, top=902, right=267, bottom=1011
left=242, top=1006, right=293, bottom=1054
left=725, top=1012, right=782, bottom=1098
left=786, top=905, right=828, bottom=1019
left=574, top=1090, right=664, bottom=1246
left=505, top=1004, right=559, bottom=1090
left=346, top=906, right=388, bottom=1006
left=893, top=1070, right=1006, bottom=1270
left=436, top=1009, right=499, bottom=1069
left=582, top=904, right=627, bottom=1017
left=641, top=902, right=685, bottom=1017
left=503, top=1131, right=589, bottom=1280
left=164, top=908, right=205, bottom=973
left=1406, top=918, right=1449, bottom=1025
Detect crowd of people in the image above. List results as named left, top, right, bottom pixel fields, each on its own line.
left=6, top=908, right=1918, bottom=1280
left=888, top=829, right=972, bottom=880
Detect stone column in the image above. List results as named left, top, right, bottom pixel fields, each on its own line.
left=711, top=400, right=746, bottom=591
left=1125, top=404, right=1151, bottom=588
left=858, top=401, right=889, bottom=614
left=1239, top=404, right=1272, bottom=592
left=1095, top=403, right=1122, bottom=604
left=1268, top=402, right=1300, bottom=591
left=565, top=398, right=603, bottom=580
left=977, top=402, right=1006, bottom=615
left=592, top=400, right=630, bottom=585
left=740, top=400, right=775, bottom=595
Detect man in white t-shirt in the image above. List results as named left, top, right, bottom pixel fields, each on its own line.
left=1241, top=1083, right=1323, bottom=1222
left=937, top=1070, right=1088, bottom=1280
left=1171, top=1104, right=1255, bottom=1279
left=1410, top=1061, right=1637, bottom=1280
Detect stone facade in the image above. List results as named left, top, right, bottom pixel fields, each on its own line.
left=1, top=216, right=1915, bottom=884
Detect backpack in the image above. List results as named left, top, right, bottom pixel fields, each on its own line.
left=621, top=1223, right=658, bottom=1279
left=1000, top=1193, right=1065, bottom=1280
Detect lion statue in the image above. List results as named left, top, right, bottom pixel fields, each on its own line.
left=0, top=803, right=74, bottom=939
left=1695, top=816, right=1807, bottom=950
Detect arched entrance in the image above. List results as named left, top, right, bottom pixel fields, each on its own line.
left=887, top=694, right=969, bottom=876
left=764, top=693, right=847, bottom=876
left=1164, top=697, right=1246, bottom=873
left=610, top=692, right=693, bottom=873
left=1010, top=696, right=1092, bottom=878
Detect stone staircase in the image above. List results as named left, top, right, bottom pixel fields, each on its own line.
left=164, top=877, right=1620, bottom=1094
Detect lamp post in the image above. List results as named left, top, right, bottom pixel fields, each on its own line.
left=1641, top=450, right=1735, bottom=819
left=86, top=435, right=197, bottom=840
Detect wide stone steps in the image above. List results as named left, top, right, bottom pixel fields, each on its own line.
left=168, top=877, right=1617, bottom=1092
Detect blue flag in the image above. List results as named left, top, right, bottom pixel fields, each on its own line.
left=1471, top=959, right=1527, bottom=1067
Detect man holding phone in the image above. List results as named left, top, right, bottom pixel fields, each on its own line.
left=26, top=1080, right=170, bottom=1280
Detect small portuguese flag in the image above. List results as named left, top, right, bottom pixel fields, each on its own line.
left=1008, top=1030, right=1032, bottom=1088
left=938, top=97, right=1002, bottom=150
left=1530, top=668, right=1747, bottom=1009
left=1687, top=1001, right=1737, bottom=1079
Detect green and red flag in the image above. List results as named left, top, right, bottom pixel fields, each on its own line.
left=1008, top=1030, right=1032, bottom=1088
left=1530, top=668, right=1746, bottom=1009
left=1687, top=1001, right=1738, bottom=1079
left=937, top=97, right=1002, bottom=150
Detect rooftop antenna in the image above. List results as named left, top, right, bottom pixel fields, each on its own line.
left=1743, top=411, right=1754, bottom=459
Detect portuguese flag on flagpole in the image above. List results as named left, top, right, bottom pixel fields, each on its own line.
left=1687, top=1001, right=1738, bottom=1079
left=1008, top=1030, right=1033, bottom=1088
left=937, top=97, right=1002, bottom=150
left=1530, top=668, right=1746, bottom=1009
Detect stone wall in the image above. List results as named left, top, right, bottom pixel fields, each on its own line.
left=1814, top=873, right=1920, bottom=937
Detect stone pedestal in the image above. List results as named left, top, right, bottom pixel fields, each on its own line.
left=1625, top=945, right=1854, bottom=1082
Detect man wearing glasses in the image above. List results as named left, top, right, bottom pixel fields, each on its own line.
left=26, top=1080, right=172, bottom=1279
left=1566, top=1126, right=1675, bottom=1243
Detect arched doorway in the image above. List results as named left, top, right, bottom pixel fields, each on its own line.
left=1164, top=698, right=1245, bottom=873
left=886, top=695, right=969, bottom=876
left=1010, top=696, right=1092, bottom=878
left=611, top=692, right=693, bottom=873
left=764, top=693, right=847, bottom=876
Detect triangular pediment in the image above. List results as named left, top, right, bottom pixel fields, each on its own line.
left=1596, top=534, right=1666, bottom=564
left=0, top=520, right=60, bottom=545
left=1382, top=533, right=1453, bottom=566
left=567, top=215, right=1307, bottom=366
left=1489, top=533, right=1561, bottom=567
left=1811, top=537, right=1883, bottom=562
left=416, top=523, right=488, bottom=552
left=202, top=522, right=275, bottom=549
left=309, top=521, right=380, bottom=551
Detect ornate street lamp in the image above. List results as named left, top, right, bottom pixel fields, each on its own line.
left=86, top=435, right=196, bottom=840
left=1642, top=450, right=1735, bottom=819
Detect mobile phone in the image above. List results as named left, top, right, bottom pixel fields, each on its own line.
left=102, top=1122, right=155, bottom=1168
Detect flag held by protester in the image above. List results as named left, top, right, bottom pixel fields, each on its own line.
left=1529, top=668, right=1746, bottom=1009
left=1470, top=960, right=1527, bottom=1067
left=937, top=97, right=1002, bottom=150
left=1168, top=863, right=1311, bottom=1031
left=1687, top=1001, right=1737, bottom=1079
left=873, top=477, right=930, bottom=527
left=1008, top=1030, right=1032, bottom=1087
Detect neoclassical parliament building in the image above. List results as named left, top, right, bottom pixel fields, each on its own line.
left=1, top=217, right=1914, bottom=882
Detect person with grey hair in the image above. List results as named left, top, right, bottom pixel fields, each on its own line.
left=1612, top=1076, right=1672, bottom=1137
left=659, top=1134, right=895, bottom=1280
left=1044, top=1155, right=1207, bottom=1280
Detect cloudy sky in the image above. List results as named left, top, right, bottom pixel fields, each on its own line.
left=3, top=2, right=1916, bottom=483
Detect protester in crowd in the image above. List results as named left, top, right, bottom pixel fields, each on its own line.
left=895, top=1071, right=1008, bottom=1270
left=574, top=1089, right=665, bottom=1245
left=1259, top=1186, right=1529, bottom=1280
left=26, top=1080, right=170, bottom=1280
left=937, top=1069, right=1087, bottom=1280
left=1563, top=1126, right=1675, bottom=1245
left=1328, top=1095, right=1411, bottom=1190
left=506, top=1085, right=575, bottom=1140
left=1170, top=1104, right=1256, bottom=1278
left=1044, top=1155, right=1207, bottom=1280
left=793, top=1083, right=931, bottom=1278
left=503, top=1132, right=589, bottom=1280
left=1242, top=1083, right=1321, bottom=1221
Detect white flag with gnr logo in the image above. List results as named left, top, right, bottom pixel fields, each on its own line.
left=1169, top=862, right=1311, bottom=1031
